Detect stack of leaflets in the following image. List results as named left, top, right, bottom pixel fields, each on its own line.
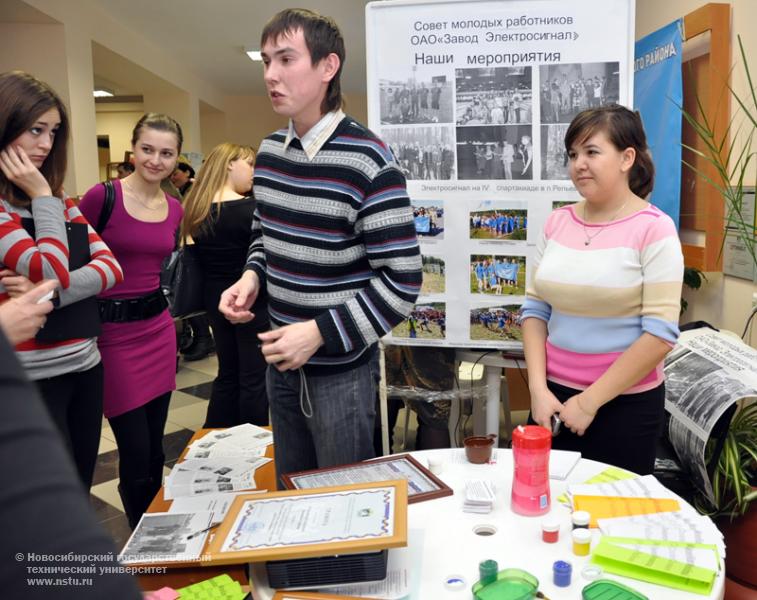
left=119, top=511, right=213, bottom=564
left=463, top=480, right=496, bottom=514
left=184, top=424, right=273, bottom=460
left=164, top=456, right=271, bottom=499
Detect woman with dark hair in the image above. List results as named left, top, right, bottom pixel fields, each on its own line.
left=182, top=142, right=269, bottom=427
left=0, top=71, right=123, bottom=491
left=522, top=104, right=683, bottom=474
left=79, top=113, right=183, bottom=527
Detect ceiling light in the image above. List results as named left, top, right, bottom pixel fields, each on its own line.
left=93, top=88, right=114, bottom=98
left=246, top=50, right=262, bottom=62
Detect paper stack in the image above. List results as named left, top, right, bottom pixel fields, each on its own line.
left=184, top=424, right=273, bottom=460
left=463, top=480, right=496, bottom=513
left=164, top=456, right=271, bottom=499
left=563, top=472, right=722, bottom=595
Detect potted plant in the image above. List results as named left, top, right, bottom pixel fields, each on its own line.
left=679, top=33, right=757, bottom=590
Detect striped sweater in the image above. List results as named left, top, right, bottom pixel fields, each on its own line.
left=247, top=115, right=422, bottom=371
left=521, top=203, right=683, bottom=393
left=0, top=196, right=123, bottom=380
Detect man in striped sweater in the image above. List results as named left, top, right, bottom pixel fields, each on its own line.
left=220, top=9, right=421, bottom=477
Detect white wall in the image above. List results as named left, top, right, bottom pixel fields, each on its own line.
left=637, top=0, right=757, bottom=347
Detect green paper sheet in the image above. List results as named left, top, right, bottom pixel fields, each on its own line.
left=591, top=537, right=718, bottom=596
left=178, top=574, right=246, bottom=600
left=558, top=466, right=636, bottom=504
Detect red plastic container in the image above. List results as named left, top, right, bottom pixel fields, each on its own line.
left=510, top=425, right=551, bottom=516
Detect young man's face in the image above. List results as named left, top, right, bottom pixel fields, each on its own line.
left=261, top=28, right=338, bottom=133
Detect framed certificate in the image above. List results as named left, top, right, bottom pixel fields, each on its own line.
left=281, top=454, right=453, bottom=504
left=203, top=480, right=408, bottom=566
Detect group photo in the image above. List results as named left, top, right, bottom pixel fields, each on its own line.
left=412, top=200, right=445, bottom=239
left=470, top=255, right=527, bottom=296
left=456, top=125, right=532, bottom=180
left=455, top=66, right=533, bottom=125
left=470, top=208, right=527, bottom=241
left=391, top=303, right=446, bottom=340
left=539, top=62, right=621, bottom=123
left=421, top=255, right=446, bottom=295
left=470, top=305, right=524, bottom=342
left=383, top=126, right=455, bottom=180
left=379, top=73, right=453, bottom=125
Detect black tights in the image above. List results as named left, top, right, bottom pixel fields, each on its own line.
left=109, top=392, right=171, bottom=526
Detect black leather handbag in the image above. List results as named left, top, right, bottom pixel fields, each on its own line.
left=160, top=244, right=205, bottom=319
left=21, top=218, right=102, bottom=342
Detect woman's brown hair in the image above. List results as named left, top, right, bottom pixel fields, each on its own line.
left=0, top=71, right=69, bottom=204
left=564, top=104, right=655, bottom=198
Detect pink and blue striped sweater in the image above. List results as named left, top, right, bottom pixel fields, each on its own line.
left=522, top=203, right=684, bottom=393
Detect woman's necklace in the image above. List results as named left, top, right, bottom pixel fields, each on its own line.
left=122, top=178, right=164, bottom=211
left=582, top=201, right=628, bottom=246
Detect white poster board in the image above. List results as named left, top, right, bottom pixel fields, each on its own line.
left=366, top=0, right=634, bottom=349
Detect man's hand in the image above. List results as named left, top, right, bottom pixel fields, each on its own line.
left=258, top=320, right=324, bottom=371
left=0, top=146, right=53, bottom=200
left=0, top=280, right=58, bottom=345
left=219, top=270, right=259, bottom=323
left=0, top=269, right=34, bottom=298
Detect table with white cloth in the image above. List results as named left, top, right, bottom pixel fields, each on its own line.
left=249, top=448, right=725, bottom=600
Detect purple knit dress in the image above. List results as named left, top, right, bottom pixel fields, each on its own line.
left=79, top=180, right=183, bottom=418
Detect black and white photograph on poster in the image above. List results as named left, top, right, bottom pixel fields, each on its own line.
left=455, top=67, right=532, bottom=125
left=383, top=126, right=455, bottom=180
left=539, top=62, right=620, bottom=124
left=421, top=255, right=445, bottom=295
left=379, top=75, right=453, bottom=124
left=470, top=255, right=526, bottom=296
left=668, top=418, right=712, bottom=502
left=470, top=207, right=527, bottom=241
left=470, top=304, right=524, bottom=342
left=542, top=123, right=571, bottom=180
left=456, top=126, right=532, bottom=180
left=412, top=200, right=444, bottom=239
left=392, top=303, right=446, bottom=340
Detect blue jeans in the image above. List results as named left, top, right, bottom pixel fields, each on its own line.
left=267, top=347, right=379, bottom=486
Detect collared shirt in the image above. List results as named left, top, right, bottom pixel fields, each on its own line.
left=283, top=109, right=345, bottom=160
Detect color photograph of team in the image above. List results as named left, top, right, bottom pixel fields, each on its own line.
left=470, top=209, right=527, bottom=240
left=470, top=255, right=527, bottom=296
left=456, top=126, right=532, bottom=180
left=421, top=255, right=445, bottom=295
left=470, top=305, right=524, bottom=342
left=455, top=67, right=532, bottom=125
left=378, top=74, right=453, bottom=125
left=539, top=62, right=620, bottom=124
left=412, top=200, right=444, bottom=239
left=383, top=126, right=455, bottom=180
left=392, top=303, right=446, bottom=340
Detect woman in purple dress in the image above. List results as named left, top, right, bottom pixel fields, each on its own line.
left=79, top=113, right=183, bottom=527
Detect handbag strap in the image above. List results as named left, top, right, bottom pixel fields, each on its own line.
left=96, top=179, right=116, bottom=234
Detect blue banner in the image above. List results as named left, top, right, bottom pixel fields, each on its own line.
left=634, top=19, right=683, bottom=227
left=414, top=216, right=430, bottom=233
left=494, top=263, right=518, bottom=280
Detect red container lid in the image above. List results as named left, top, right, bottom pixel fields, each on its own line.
left=512, top=425, right=551, bottom=449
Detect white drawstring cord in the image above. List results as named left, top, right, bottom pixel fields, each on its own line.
left=298, top=367, right=313, bottom=418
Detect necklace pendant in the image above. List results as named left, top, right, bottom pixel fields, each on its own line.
left=584, top=240, right=590, bottom=246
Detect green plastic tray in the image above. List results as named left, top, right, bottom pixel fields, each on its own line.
left=472, top=568, right=539, bottom=600
left=582, top=579, right=649, bottom=600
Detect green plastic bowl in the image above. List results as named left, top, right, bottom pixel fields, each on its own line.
left=582, top=579, right=649, bottom=600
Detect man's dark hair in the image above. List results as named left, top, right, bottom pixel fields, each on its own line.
left=117, top=161, right=134, bottom=173
left=175, top=162, right=195, bottom=178
left=261, top=8, right=345, bottom=114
